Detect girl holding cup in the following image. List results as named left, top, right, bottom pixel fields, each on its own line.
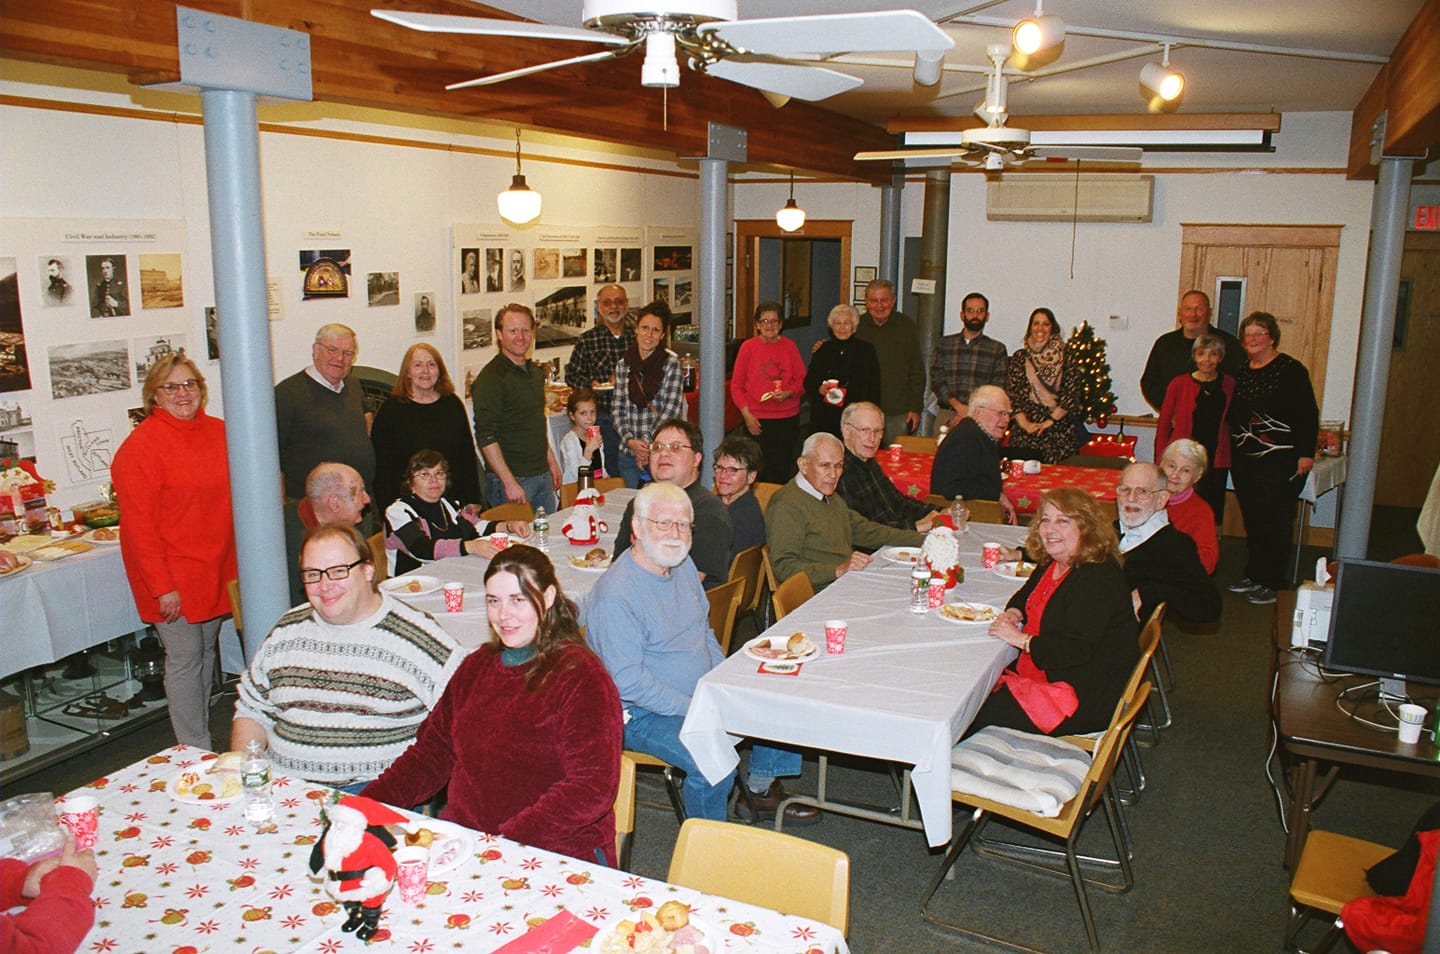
left=557, top=388, right=605, bottom=484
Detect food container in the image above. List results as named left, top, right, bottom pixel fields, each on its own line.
left=72, top=499, right=120, bottom=528
left=1317, top=421, right=1345, bottom=457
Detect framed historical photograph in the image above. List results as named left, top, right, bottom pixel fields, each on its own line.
left=854, top=265, right=877, bottom=283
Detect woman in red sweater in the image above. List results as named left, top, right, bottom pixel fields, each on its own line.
left=731, top=301, right=805, bottom=484
left=113, top=355, right=237, bottom=750
left=1154, top=334, right=1234, bottom=521
left=363, top=547, right=623, bottom=865
left=1160, top=439, right=1220, bottom=573
left=1, top=832, right=98, bottom=954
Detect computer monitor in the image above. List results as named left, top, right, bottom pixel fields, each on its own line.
left=1322, top=558, right=1440, bottom=702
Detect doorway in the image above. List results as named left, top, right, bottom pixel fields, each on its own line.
left=1376, top=231, right=1440, bottom=507
left=734, top=219, right=852, bottom=343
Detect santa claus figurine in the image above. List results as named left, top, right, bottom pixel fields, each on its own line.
left=308, top=795, right=407, bottom=940
left=561, top=488, right=607, bottom=546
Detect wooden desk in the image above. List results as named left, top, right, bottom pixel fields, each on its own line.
left=1270, top=591, right=1440, bottom=868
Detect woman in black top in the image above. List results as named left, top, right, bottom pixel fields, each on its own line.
left=383, top=450, right=528, bottom=575
left=805, top=304, right=881, bottom=437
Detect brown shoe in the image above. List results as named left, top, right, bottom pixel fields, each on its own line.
left=741, top=781, right=821, bottom=826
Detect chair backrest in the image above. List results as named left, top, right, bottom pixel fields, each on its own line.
left=667, top=818, right=850, bottom=935
left=1391, top=552, right=1440, bottom=569
left=480, top=501, right=535, bottom=523
left=226, top=578, right=243, bottom=633
left=560, top=476, right=625, bottom=509
left=752, top=481, right=782, bottom=513
left=705, top=577, right=745, bottom=655
left=727, top=544, right=765, bottom=614
left=772, top=572, right=814, bottom=621
left=1083, top=680, right=1153, bottom=809
left=894, top=434, right=937, bottom=454
left=366, top=532, right=389, bottom=583
left=614, top=752, right=637, bottom=870
left=925, top=495, right=1003, bottom=524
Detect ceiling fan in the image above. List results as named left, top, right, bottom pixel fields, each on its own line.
left=855, top=44, right=1142, bottom=171
left=371, top=0, right=954, bottom=103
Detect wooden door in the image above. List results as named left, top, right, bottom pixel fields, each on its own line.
left=1376, top=232, right=1440, bottom=507
left=1178, top=224, right=1342, bottom=404
left=734, top=219, right=851, bottom=339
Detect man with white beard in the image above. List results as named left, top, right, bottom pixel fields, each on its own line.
left=587, top=482, right=817, bottom=825
left=1115, top=461, right=1219, bottom=624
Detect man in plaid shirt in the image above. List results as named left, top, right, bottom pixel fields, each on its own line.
left=564, top=284, right=634, bottom=477
left=931, top=291, right=1008, bottom=428
left=836, top=402, right=941, bottom=532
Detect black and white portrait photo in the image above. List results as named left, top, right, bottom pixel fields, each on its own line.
left=508, top=249, right=526, bottom=293
left=485, top=248, right=504, bottom=293
left=205, top=306, right=220, bottom=361
left=87, top=254, right=131, bottom=317
left=460, top=248, right=480, bottom=295
left=414, top=292, right=436, bottom=334
left=40, top=255, right=75, bottom=307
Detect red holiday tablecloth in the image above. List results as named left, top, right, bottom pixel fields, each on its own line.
left=1004, top=463, right=1119, bottom=515
left=874, top=449, right=934, bottom=500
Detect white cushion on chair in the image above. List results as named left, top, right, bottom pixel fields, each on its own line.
left=950, top=726, right=1092, bottom=818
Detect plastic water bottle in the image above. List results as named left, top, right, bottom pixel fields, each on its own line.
left=951, top=496, right=968, bottom=532
left=910, top=565, right=930, bottom=614
left=533, top=507, right=550, bottom=552
left=241, top=739, right=275, bottom=827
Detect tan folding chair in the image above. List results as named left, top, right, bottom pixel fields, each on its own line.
left=922, top=680, right=1153, bottom=952
left=668, top=818, right=850, bottom=935
left=705, top=577, right=745, bottom=655
left=1285, top=830, right=1392, bottom=954
left=727, top=544, right=765, bottom=622
left=480, top=501, right=535, bottom=523
left=751, top=481, right=781, bottom=513
left=623, top=750, right=686, bottom=823
left=614, top=752, right=637, bottom=871
left=366, top=532, right=389, bottom=583
left=894, top=434, right=937, bottom=454
left=772, top=572, right=814, bottom=621
left=923, top=495, right=1004, bottom=525
left=226, top=578, right=243, bottom=634
left=560, top=476, right=625, bottom=509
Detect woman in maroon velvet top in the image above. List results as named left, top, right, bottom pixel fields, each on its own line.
left=363, top=548, right=623, bottom=865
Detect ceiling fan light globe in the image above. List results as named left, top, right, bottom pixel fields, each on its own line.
left=641, top=32, right=681, bottom=88
left=497, top=175, right=542, bottom=225
left=1012, top=14, right=1064, bottom=56
left=775, top=198, right=806, bottom=232
left=1140, top=62, right=1184, bottom=102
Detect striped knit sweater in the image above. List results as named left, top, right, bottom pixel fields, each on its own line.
left=234, top=593, right=462, bottom=786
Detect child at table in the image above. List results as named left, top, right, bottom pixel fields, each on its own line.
left=558, top=388, right=605, bottom=484
left=1, top=832, right=98, bottom=954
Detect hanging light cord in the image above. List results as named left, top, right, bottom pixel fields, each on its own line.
left=514, top=128, right=524, bottom=176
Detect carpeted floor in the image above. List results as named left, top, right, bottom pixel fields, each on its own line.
left=16, top=508, right=1438, bottom=952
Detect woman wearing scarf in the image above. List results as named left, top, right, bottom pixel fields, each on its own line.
left=612, top=301, right=685, bottom=488
left=1005, top=307, right=1084, bottom=464
left=383, top=449, right=531, bottom=575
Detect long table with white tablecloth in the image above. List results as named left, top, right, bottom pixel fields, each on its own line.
left=680, top=522, right=1031, bottom=848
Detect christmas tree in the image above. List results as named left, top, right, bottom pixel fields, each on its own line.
left=1065, top=321, right=1118, bottom=427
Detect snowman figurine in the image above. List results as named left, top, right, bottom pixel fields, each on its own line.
left=561, top=488, right=608, bottom=546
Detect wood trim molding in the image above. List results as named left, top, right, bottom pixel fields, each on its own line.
left=1178, top=224, right=1344, bottom=247
left=887, top=113, right=1284, bottom=133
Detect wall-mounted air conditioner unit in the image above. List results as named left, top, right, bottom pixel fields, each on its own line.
left=987, top=174, right=1154, bottom=223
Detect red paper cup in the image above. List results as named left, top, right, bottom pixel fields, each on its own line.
left=824, top=619, right=847, bottom=654
left=982, top=542, right=1002, bottom=569
left=443, top=582, right=464, bottom=613
left=587, top=425, right=600, bottom=441
left=927, top=578, right=945, bottom=609
left=394, top=846, right=429, bottom=903
left=1008, top=459, right=1026, bottom=478
left=491, top=532, right=509, bottom=550
left=58, top=794, right=98, bottom=850
left=887, top=443, right=903, bottom=462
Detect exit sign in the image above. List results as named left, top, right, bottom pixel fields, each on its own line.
left=1416, top=206, right=1440, bottom=230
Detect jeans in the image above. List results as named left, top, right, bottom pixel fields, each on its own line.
left=486, top=471, right=556, bottom=517
left=597, top=411, right=622, bottom=481
left=623, top=708, right=734, bottom=821
left=617, top=451, right=651, bottom=489
left=746, top=744, right=803, bottom=792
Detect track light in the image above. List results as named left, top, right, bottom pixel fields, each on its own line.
left=497, top=129, right=542, bottom=225
left=1140, top=44, right=1184, bottom=102
left=775, top=171, right=806, bottom=232
left=1013, top=2, right=1065, bottom=56
left=913, top=49, right=945, bottom=88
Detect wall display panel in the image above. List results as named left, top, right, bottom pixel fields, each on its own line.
left=647, top=227, right=697, bottom=333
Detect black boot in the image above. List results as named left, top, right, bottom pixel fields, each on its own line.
left=355, top=904, right=382, bottom=941
left=341, top=901, right=365, bottom=933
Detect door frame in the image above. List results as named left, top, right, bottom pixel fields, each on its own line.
left=734, top=219, right=852, bottom=340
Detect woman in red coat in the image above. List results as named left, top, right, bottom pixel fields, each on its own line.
left=1155, top=333, right=1234, bottom=521
left=112, top=354, right=237, bottom=749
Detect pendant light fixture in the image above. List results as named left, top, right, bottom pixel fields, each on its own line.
left=497, top=128, right=542, bottom=225
left=775, top=170, right=806, bottom=232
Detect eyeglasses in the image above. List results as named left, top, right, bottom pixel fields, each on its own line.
left=413, top=469, right=448, bottom=483
left=713, top=464, right=749, bottom=475
left=300, top=558, right=364, bottom=584
left=645, top=518, right=693, bottom=534
left=756, top=317, right=782, bottom=326
left=651, top=441, right=693, bottom=455
left=843, top=423, right=885, bottom=438
left=159, top=379, right=199, bottom=394
left=319, top=343, right=357, bottom=360
left=1115, top=485, right=1158, bottom=499
left=976, top=406, right=1013, bottom=419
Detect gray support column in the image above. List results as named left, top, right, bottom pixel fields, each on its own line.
left=913, top=168, right=952, bottom=411
left=1336, top=156, right=1414, bottom=559
left=697, top=156, right=728, bottom=487
left=878, top=173, right=902, bottom=283
left=202, top=90, right=290, bottom=661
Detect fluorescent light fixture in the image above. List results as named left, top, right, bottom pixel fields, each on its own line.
left=497, top=129, right=542, bottom=225
left=1140, top=44, right=1184, bottom=102
left=776, top=171, right=806, bottom=232
left=1013, top=2, right=1065, bottom=57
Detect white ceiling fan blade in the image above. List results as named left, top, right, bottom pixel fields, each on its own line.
left=370, top=10, right=627, bottom=46
left=446, top=48, right=629, bottom=91
left=705, top=59, right=862, bottom=101
left=702, top=10, right=953, bottom=56
left=1031, top=146, right=1144, bottom=163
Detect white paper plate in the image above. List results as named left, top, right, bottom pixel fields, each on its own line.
left=400, top=820, right=475, bottom=875
left=878, top=546, right=923, bottom=565
left=83, top=526, right=122, bottom=545
left=937, top=601, right=1002, bottom=625
left=568, top=556, right=611, bottom=572
left=994, top=561, right=1037, bottom=581
left=742, top=634, right=820, bottom=664
left=0, top=554, right=32, bottom=577
left=595, top=913, right=714, bottom=953
left=380, top=575, right=442, bottom=597
left=167, top=768, right=243, bottom=805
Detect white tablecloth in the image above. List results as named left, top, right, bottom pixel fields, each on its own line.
left=680, top=522, right=1031, bottom=848
left=399, top=489, right=637, bottom=650
left=1301, top=454, right=1346, bottom=503
left=1, top=544, right=141, bottom=678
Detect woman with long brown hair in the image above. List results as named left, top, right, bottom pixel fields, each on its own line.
left=370, top=343, right=480, bottom=510
left=611, top=301, right=685, bottom=488
left=363, top=547, right=623, bottom=865
left=1004, top=308, right=1084, bottom=464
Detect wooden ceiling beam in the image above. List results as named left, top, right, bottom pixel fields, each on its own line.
left=887, top=113, right=1283, bottom=133
left=0, top=0, right=896, bottom=184
left=1347, top=0, right=1440, bottom=179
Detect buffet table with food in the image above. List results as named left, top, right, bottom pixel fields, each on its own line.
left=680, top=522, right=1031, bottom=848
left=61, top=744, right=847, bottom=953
